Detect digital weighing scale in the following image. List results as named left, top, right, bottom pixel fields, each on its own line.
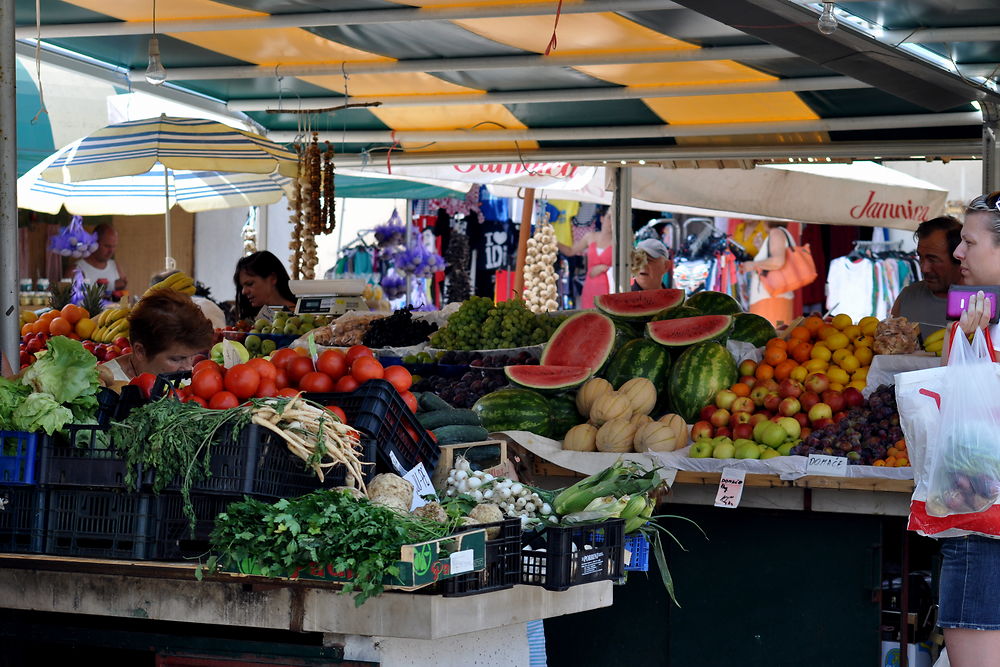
left=288, top=279, right=368, bottom=316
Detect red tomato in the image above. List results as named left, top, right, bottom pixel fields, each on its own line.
left=247, top=358, right=277, bottom=382
left=224, top=364, right=261, bottom=400
left=274, top=368, right=290, bottom=389
left=208, top=391, right=239, bottom=410
left=128, top=372, right=157, bottom=400
left=192, top=359, right=222, bottom=377
left=270, top=348, right=299, bottom=370
left=191, top=369, right=223, bottom=400
left=177, top=385, right=193, bottom=400
left=345, top=345, right=374, bottom=367
left=298, top=371, right=334, bottom=393
left=286, top=356, right=315, bottom=386
left=276, top=387, right=300, bottom=398
left=254, top=380, right=278, bottom=398
left=188, top=395, right=208, bottom=408
left=325, top=405, right=347, bottom=423
left=334, top=375, right=360, bottom=393
left=383, top=365, right=413, bottom=393
left=316, top=349, right=347, bottom=380
left=400, top=390, right=418, bottom=413
left=351, top=356, right=384, bottom=384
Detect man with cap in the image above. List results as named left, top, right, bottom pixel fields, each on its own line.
left=631, top=239, right=673, bottom=291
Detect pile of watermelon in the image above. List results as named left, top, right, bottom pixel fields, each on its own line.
left=472, top=289, right=778, bottom=435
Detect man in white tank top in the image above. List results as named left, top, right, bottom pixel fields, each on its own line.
left=70, top=224, right=127, bottom=292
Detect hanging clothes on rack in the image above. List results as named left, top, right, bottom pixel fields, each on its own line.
left=826, top=241, right=919, bottom=321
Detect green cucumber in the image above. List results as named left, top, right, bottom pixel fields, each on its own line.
left=417, top=409, right=482, bottom=430
left=417, top=392, right=452, bottom=412
left=432, top=425, right=490, bottom=445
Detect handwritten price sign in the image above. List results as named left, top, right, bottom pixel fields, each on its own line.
left=714, top=468, right=746, bottom=509
left=806, top=454, right=848, bottom=477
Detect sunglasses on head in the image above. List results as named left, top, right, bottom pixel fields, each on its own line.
left=969, top=191, right=1000, bottom=213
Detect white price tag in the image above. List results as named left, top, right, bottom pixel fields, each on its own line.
left=714, top=468, right=746, bottom=509
left=449, top=549, right=474, bottom=575
left=220, top=339, right=242, bottom=369
left=403, top=462, right=437, bottom=511
left=806, top=454, right=849, bottom=477
left=661, top=468, right=678, bottom=489
left=389, top=451, right=406, bottom=476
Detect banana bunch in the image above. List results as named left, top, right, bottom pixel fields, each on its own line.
left=91, top=306, right=130, bottom=343
left=923, top=327, right=946, bottom=356
left=146, top=271, right=196, bottom=297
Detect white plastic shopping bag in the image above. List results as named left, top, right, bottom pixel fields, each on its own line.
left=897, top=326, right=1000, bottom=537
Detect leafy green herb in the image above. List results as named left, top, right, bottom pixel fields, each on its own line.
left=206, top=489, right=455, bottom=606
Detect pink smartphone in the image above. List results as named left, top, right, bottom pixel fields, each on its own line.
left=947, top=285, right=1000, bottom=323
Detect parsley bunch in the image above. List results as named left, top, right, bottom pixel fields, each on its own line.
left=207, top=489, right=453, bottom=606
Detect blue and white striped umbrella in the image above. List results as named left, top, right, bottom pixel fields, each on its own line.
left=19, top=140, right=293, bottom=215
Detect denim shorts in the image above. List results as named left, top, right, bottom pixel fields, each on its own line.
left=939, top=534, right=1000, bottom=630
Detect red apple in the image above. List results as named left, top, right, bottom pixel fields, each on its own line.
left=821, top=390, right=845, bottom=413
left=710, top=408, right=731, bottom=428
left=733, top=423, right=754, bottom=440
left=714, top=426, right=732, bottom=439
left=715, top=389, right=738, bottom=410
left=750, top=385, right=771, bottom=407
left=778, top=397, right=801, bottom=417
left=812, top=418, right=834, bottom=430
left=792, top=412, right=809, bottom=428
left=805, top=373, right=831, bottom=394
left=113, top=336, right=130, bottom=349
left=739, top=376, right=757, bottom=389
left=842, top=387, right=864, bottom=408
left=691, top=421, right=714, bottom=441
left=731, top=397, right=756, bottom=414
left=800, top=427, right=812, bottom=439
left=762, top=379, right=780, bottom=393
left=738, top=359, right=758, bottom=377
left=808, top=402, right=833, bottom=424
left=699, top=405, right=717, bottom=422
left=763, top=393, right=782, bottom=413
left=729, top=411, right=752, bottom=428
left=800, top=391, right=821, bottom=411
left=749, top=413, right=769, bottom=428
left=778, top=379, right=804, bottom=399
left=833, top=411, right=848, bottom=423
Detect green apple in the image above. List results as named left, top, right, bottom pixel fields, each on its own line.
left=735, top=441, right=761, bottom=459
left=776, top=417, right=801, bottom=440
left=253, top=319, right=270, bottom=330
left=777, top=442, right=795, bottom=456
left=244, top=334, right=262, bottom=352
left=760, top=423, right=788, bottom=449
left=300, top=314, right=315, bottom=326
left=753, top=420, right=772, bottom=443
left=712, top=442, right=736, bottom=459
left=690, top=439, right=714, bottom=458
left=733, top=438, right=756, bottom=450
left=760, top=448, right=781, bottom=460
left=712, top=435, right=733, bottom=448
left=260, top=339, right=277, bottom=355
left=260, top=325, right=273, bottom=334
left=283, top=323, right=298, bottom=335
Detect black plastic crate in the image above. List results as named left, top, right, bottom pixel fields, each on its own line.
left=155, top=422, right=324, bottom=499
left=304, top=379, right=440, bottom=478
left=520, top=519, right=625, bottom=592
left=94, top=387, right=120, bottom=427
left=38, top=424, right=140, bottom=489
left=43, top=487, right=152, bottom=560
left=0, top=485, right=44, bottom=553
left=0, top=431, right=39, bottom=485
left=149, top=491, right=239, bottom=562
left=443, top=517, right=521, bottom=597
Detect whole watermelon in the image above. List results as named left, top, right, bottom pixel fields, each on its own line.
left=651, top=305, right=702, bottom=321
left=685, top=291, right=742, bottom=316
left=548, top=393, right=583, bottom=438
left=730, top=313, right=777, bottom=348
left=603, top=338, right=672, bottom=391
left=472, top=388, right=551, bottom=437
left=668, top=342, right=738, bottom=423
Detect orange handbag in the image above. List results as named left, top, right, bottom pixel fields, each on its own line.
left=760, top=228, right=818, bottom=296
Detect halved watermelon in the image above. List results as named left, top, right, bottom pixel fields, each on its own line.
left=540, top=311, right=616, bottom=372
left=505, top=365, right=593, bottom=391
left=594, top=289, right=685, bottom=321
left=647, top=315, right=734, bottom=347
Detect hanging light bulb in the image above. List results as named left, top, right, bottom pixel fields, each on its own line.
left=145, top=35, right=166, bottom=85
left=817, top=2, right=838, bottom=35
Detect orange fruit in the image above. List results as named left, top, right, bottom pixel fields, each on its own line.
left=48, top=317, right=72, bottom=337
left=41, top=310, right=59, bottom=321
left=774, top=359, right=798, bottom=381
left=731, top=383, right=751, bottom=397
left=754, top=363, right=774, bottom=381
left=791, top=341, right=813, bottom=363
left=873, top=460, right=886, bottom=467
left=895, top=457, right=909, bottom=467
left=803, top=316, right=825, bottom=335
left=763, top=347, right=787, bottom=365
left=33, top=319, right=49, bottom=335
left=885, top=456, right=897, bottom=467
left=75, top=317, right=96, bottom=339
left=60, top=304, right=84, bottom=324
left=789, top=326, right=811, bottom=342
left=20, top=322, right=32, bottom=337
left=887, top=447, right=899, bottom=458
left=766, top=338, right=788, bottom=351
left=818, top=325, right=839, bottom=341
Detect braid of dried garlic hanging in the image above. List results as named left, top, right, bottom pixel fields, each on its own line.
left=288, top=141, right=305, bottom=279
left=323, top=141, right=336, bottom=235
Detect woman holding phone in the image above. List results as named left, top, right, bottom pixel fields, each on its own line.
left=935, top=190, right=1000, bottom=666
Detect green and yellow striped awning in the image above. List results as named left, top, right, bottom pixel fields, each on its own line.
left=15, top=0, right=999, bottom=163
